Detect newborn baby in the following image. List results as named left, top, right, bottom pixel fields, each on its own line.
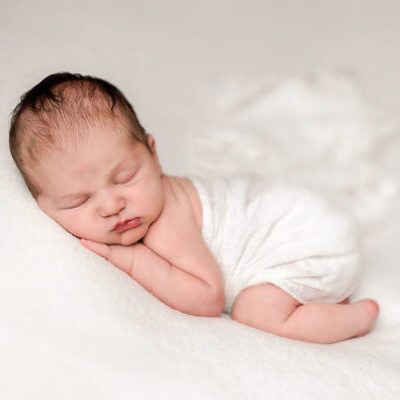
left=9, top=72, right=379, bottom=344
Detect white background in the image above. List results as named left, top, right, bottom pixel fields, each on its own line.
left=1, top=0, right=400, bottom=173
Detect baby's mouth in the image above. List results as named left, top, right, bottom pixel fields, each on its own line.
left=113, top=217, right=141, bottom=233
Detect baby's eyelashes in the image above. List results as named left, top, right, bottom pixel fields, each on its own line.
left=115, top=173, right=135, bottom=184
left=61, top=196, right=89, bottom=209
left=58, top=170, right=140, bottom=210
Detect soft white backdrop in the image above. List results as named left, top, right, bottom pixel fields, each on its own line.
left=1, top=1, right=399, bottom=399
left=2, top=0, right=400, bottom=173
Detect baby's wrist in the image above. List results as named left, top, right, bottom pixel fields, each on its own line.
left=131, top=242, right=153, bottom=270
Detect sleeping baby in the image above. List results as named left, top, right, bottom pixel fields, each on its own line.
left=9, top=72, right=380, bottom=344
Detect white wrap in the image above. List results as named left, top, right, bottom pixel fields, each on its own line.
left=190, top=176, right=361, bottom=314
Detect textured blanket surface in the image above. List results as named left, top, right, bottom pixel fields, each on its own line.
left=1, top=2, right=400, bottom=399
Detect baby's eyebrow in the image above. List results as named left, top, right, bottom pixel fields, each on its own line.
left=56, top=160, right=131, bottom=200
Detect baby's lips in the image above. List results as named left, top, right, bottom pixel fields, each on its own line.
left=113, top=217, right=141, bottom=232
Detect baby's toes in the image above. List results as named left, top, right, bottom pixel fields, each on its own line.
left=361, top=299, right=380, bottom=318
left=352, top=299, right=380, bottom=337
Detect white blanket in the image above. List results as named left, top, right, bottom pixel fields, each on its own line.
left=1, top=2, right=400, bottom=399
left=2, top=75, right=399, bottom=400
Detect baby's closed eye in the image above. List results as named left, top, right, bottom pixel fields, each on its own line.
left=61, top=196, right=89, bottom=209
left=59, top=168, right=141, bottom=210
left=115, top=171, right=136, bottom=184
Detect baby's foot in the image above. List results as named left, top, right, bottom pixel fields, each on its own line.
left=361, top=299, right=380, bottom=317
left=353, top=299, right=380, bottom=337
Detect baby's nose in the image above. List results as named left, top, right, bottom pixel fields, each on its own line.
left=98, top=192, right=125, bottom=217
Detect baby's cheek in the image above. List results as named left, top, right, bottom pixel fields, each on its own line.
left=138, top=188, right=162, bottom=222
left=60, top=212, right=91, bottom=239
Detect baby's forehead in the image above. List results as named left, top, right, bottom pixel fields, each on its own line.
left=31, top=140, right=140, bottom=192
left=46, top=128, right=141, bottom=163
left=23, top=109, right=130, bottom=155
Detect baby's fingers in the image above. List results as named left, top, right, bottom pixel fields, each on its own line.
left=80, top=239, right=110, bottom=259
left=80, top=239, right=134, bottom=275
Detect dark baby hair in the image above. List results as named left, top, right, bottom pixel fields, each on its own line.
left=9, top=72, right=149, bottom=198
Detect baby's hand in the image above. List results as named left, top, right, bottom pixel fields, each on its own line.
left=80, top=238, right=136, bottom=275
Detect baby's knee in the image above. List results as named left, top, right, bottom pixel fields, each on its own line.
left=231, top=283, right=299, bottom=332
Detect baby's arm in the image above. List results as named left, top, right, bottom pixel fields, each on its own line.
left=134, top=242, right=223, bottom=316
left=81, top=178, right=224, bottom=317
left=142, top=178, right=224, bottom=303
left=81, top=239, right=223, bottom=317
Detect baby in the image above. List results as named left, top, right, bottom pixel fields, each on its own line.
left=9, top=72, right=380, bottom=344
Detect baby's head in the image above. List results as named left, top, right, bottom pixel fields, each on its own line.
left=9, top=72, right=165, bottom=245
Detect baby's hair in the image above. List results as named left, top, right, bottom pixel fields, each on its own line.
left=9, top=72, right=149, bottom=199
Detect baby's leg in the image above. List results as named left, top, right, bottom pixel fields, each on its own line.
left=231, top=283, right=379, bottom=344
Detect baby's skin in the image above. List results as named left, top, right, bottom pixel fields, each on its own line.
left=35, top=126, right=379, bottom=344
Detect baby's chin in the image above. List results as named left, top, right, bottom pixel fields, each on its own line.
left=108, top=225, right=148, bottom=246
left=118, top=235, right=143, bottom=246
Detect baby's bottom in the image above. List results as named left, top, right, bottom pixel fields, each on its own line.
left=231, top=283, right=379, bottom=344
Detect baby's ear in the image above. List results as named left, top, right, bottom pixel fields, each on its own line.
left=146, top=133, right=156, bottom=153
left=146, top=134, right=163, bottom=172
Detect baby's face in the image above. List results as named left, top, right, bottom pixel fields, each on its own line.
left=35, top=128, right=165, bottom=245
